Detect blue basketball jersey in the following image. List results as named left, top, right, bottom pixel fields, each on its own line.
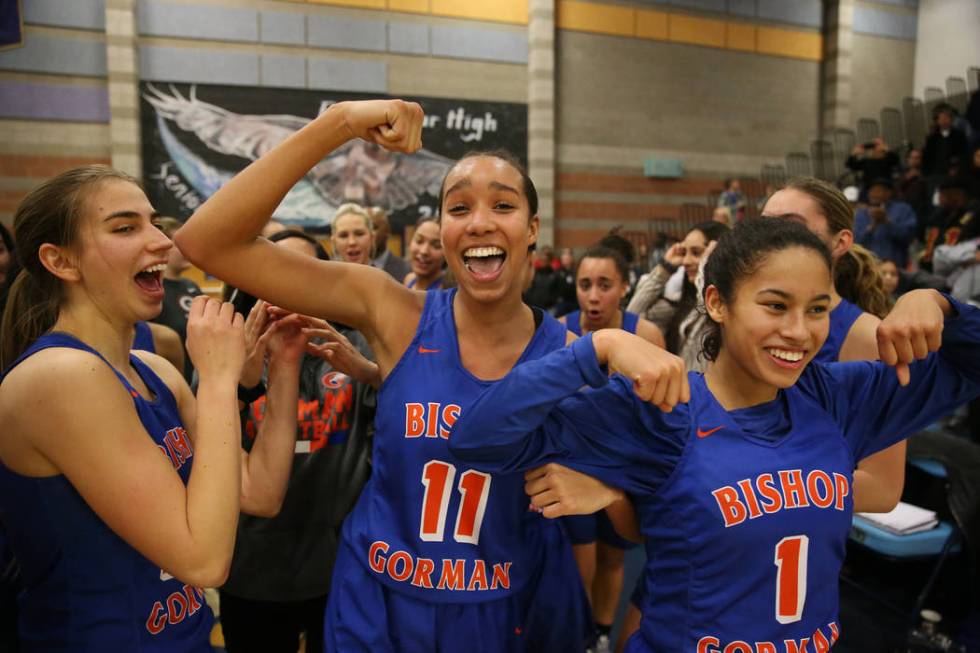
left=407, top=276, right=444, bottom=291
left=564, top=309, right=639, bottom=336
left=0, top=333, right=213, bottom=652
left=133, top=320, right=155, bottom=352
left=340, top=288, right=571, bottom=603
left=449, top=296, right=980, bottom=650
left=814, top=298, right=863, bottom=363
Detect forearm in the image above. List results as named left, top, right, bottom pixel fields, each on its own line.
left=240, top=358, right=300, bottom=517
left=183, top=372, right=243, bottom=584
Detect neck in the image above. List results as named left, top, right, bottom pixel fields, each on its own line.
left=453, top=288, right=533, bottom=344
left=704, top=349, right=779, bottom=410
left=415, top=271, right=441, bottom=290
left=52, top=302, right=135, bottom=370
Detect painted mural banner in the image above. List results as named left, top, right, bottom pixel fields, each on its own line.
left=139, top=82, right=528, bottom=232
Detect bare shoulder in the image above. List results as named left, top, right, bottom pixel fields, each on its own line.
left=132, top=349, right=186, bottom=392
left=839, top=312, right=882, bottom=362
left=565, top=329, right=578, bottom=345
left=1, top=347, right=113, bottom=408
left=636, top=317, right=666, bottom=348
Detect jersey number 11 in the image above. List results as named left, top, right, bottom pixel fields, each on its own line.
left=419, top=460, right=492, bottom=544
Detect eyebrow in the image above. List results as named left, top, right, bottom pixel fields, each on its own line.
left=443, top=178, right=472, bottom=197
left=489, top=181, right=519, bottom=196
left=758, top=288, right=831, bottom=302
left=103, top=210, right=160, bottom=222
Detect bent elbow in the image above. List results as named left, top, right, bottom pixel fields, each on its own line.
left=176, top=557, right=231, bottom=589
left=172, top=227, right=203, bottom=268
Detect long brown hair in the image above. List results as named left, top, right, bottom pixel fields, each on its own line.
left=0, top=165, right=139, bottom=369
left=781, top=177, right=889, bottom=317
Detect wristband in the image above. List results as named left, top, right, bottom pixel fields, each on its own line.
left=237, top=381, right=266, bottom=404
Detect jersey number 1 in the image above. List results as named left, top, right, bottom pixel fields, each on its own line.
left=774, top=535, right=809, bottom=624
left=420, top=460, right=491, bottom=544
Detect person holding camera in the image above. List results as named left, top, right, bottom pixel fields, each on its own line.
left=846, top=138, right=900, bottom=195
left=854, top=178, right=917, bottom=269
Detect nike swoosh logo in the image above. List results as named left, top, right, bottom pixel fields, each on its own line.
left=696, top=426, right=724, bottom=438
left=418, top=345, right=441, bottom=354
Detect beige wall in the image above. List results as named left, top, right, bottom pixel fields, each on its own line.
left=850, top=33, right=916, bottom=132
left=556, top=29, right=820, bottom=177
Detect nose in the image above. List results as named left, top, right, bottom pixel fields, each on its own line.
left=780, top=308, right=808, bottom=344
left=464, top=204, right=497, bottom=236
left=148, top=226, right=174, bottom=254
left=586, top=286, right=601, bottom=303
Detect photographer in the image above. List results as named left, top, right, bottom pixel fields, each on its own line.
left=854, top=178, right=917, bottom=268
left=846, top=137, right=900, bottom=194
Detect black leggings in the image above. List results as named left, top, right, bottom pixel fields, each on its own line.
left=219, top=590, right=327, bottom=653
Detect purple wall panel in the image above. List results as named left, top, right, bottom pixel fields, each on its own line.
left=0, top=81, right=110, bottom=122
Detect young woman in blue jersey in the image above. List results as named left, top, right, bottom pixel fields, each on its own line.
left=449, top=217, right=980, bottom=651
left=0, top=165, right=303, bottom=652
left=562, top=245, right=664, bottom=347
left=762, top=178, right=903, bottom=514
left=403, top=216, right=449, bottom=291
left=175, top=99, right=593, bottom=652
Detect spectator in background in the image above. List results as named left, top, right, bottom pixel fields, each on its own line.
left=920, top=177, right=980, bottom=271
left=846, top=138, right=900, bottom=194
left=153, top=217, right=204, bottom=382
left=711, top=205, right=732, bottom=227
left=934, top=237, right=980, bottom=303
left=853, top=179, right=917, bottom=269
left=552, top=247, right=578, bottom=317
left=923, top=104, right=969, bottom=181
left=367, top=205, right=411, bottom=281
left=967, top=146, right=980, bottom=199
left=898, top=148, right=931, bottom=223
left=717, top=178, right=746, bottom=222
left=879, top=258, right=900, bottom=309
left=261, top=219, right=289, bottom=238
left=523, top=245, right=558, bottom=312
left=403, top=216, right=450, bottom=291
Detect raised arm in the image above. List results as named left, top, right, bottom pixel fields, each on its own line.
left=174, top=100, right=425, bottom=352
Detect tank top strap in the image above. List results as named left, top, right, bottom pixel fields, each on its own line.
left=622, top=310, right=640, bottom=334
left=2, top=332, right=176, bottom=410
left=564, top=309, right=582, bottom=336
left=132, top=321, right=155, bottom=352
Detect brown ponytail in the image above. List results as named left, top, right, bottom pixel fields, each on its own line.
left=0, top=165, right=139, bottom=369
left=835, top=243, right=890, bottom=318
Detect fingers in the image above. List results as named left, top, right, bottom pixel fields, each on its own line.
left=895, top=363, right=911, bottom=387
left=188, top=294, right=209, bottom=320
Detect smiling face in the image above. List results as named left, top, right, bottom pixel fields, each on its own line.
left=332, top=212, right=374, bottom=265
left=678, top=228, right=710, bottom=283
left=439, top=156, right=538, bottom=304
left=409, top=219, right=444, bottom=280
left=706, top=246, right=832, bottom=393
left=576, top=256, right=627, bottom=331
left=69, top=179, right=173, bottom=322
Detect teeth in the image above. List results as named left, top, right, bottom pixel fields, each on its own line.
left=768, top=348, right=804, bottom=362
left=141, top=263, right=166, bottom=274
left=464, top=246, right=504, bottom=258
